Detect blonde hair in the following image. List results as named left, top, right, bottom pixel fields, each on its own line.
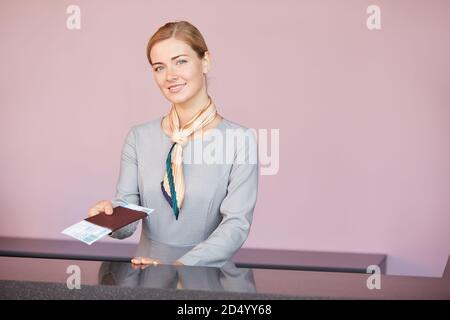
left=147, top=21, right=209, bottom=65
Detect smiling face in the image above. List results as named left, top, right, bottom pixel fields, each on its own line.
left=150, top=38, right=210, bottom=105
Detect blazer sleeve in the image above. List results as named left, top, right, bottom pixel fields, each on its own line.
left=109, top=127, right=140, bottom=240
left=177, top=130, right=259, bottom=267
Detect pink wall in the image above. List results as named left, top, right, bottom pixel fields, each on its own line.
left=1, top=0, right=449, bottom=277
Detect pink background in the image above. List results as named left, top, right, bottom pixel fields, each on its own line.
left=1, top=0, right=449, bottom=277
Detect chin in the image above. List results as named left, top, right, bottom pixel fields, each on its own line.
left=165, top=96, right=186, bottom=105
left=165, top=92, right=195, bottom=105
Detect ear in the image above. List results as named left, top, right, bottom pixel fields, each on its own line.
left=202, top=51, right=211, bottom=74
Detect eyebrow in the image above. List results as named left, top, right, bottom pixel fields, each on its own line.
left=152, top=54, right=189, bottom=66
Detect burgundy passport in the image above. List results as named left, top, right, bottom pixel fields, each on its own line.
left=85, top=205, right=147, bottom=231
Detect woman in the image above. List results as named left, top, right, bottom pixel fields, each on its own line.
left=88, top=21, right=258, bottom=268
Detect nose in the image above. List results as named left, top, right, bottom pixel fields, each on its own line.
left=165, top=65, right=179, bottom=82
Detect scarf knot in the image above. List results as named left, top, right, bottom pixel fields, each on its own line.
left=171, top=130, right=189, bottom=147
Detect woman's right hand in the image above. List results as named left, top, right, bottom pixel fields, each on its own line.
left=88, top=200, right=114, bottom=217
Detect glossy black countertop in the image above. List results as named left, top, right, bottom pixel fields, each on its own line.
left=1, top=255, right=449, bottom=299
left=0, top=237, right=386, bottom=273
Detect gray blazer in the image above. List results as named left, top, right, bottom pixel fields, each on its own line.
left=109, top=117, right=258, bottom=267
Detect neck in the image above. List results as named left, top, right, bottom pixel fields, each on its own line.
left=174, top=87, right=210, bottom=127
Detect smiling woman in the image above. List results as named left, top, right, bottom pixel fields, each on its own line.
left=147, top=21, right=213, bottom=122
left=87, top=21, right=259, bottom=268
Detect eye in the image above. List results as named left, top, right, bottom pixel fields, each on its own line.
left=176, top=59, right=187, bottom=65
left=154, top=66, right=163, bottom=72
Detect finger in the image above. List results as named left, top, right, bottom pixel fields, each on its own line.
left=142, top=258, right=159, bottom=266
left=141, top=258, right=154, bottom=265
left=88, top=208, right=99, bottom=217
left=150, top=259, right=160, bottom=266
left=94, top=204, right=105, bottom=212
left=131, top=257, right=143, bottom=264
left=104, top=205, right=114, bottom=215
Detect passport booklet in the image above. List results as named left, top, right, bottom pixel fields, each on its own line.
left=62, top=203, right=153, bottom=245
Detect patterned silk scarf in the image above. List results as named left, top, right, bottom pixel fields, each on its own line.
left=161, top=96, right=217, bottom=220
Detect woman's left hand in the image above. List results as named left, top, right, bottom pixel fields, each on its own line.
left=131, top=256, right=161, bottom=267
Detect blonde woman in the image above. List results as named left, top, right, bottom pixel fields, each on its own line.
left=88, top=21, right=258, bottom=268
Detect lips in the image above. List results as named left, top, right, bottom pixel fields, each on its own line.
left=168, top=83, right=186, bottom=93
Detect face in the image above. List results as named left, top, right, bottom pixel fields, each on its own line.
left=150, top=38, right=210, bottom=105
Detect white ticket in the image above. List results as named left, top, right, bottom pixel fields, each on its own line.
left=61, top=220, right=112, bottom=245
left=120, top=202, right=154, bottom=215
